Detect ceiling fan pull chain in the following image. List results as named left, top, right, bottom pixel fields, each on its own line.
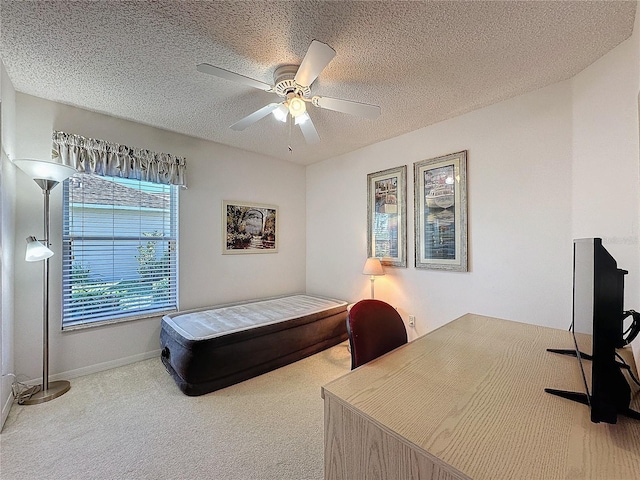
left=288, top=115, right=293, bottom=153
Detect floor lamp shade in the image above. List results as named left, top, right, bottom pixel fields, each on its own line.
left=13, top=158, right=77, bottom=183
left=15, top=158, right=77, bottom=404
left=25, top=236, right=54, bottom=262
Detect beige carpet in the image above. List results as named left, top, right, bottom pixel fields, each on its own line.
left=0, top=342, right=351, bottom=480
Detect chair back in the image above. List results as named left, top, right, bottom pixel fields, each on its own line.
left=347, top=299, right=408, bottom=369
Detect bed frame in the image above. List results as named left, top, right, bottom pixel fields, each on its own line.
left=160, top=295, right=348, bottom=395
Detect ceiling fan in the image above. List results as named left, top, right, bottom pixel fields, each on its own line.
left=197, top=40, right=381, bottom=144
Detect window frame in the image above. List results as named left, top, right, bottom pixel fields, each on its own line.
left=61, top=173, right=179, bottom=330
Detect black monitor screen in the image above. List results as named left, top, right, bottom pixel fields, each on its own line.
left=571, top=238, right=629, bottom=423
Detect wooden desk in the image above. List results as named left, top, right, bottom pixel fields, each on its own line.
left=322, top=314, right=640, bottom=480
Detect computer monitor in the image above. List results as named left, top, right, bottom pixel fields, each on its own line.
left=545, top=238, right=639, bottom=423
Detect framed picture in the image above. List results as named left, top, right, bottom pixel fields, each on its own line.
left=367, top=165, right=407, bottom=267
left=414, top=151, right=468, bottom=271
left=223, top=201, right=278, bottom=254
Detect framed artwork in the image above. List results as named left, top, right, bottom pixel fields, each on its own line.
left=414, top=151, right=468, bottom=271
left=223, top=201, right=278, bottom=254
left=367, top=165, right=407, bottom=267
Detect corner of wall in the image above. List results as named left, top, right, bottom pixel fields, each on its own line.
left=1, top=58, right=18, bottom=430
left=633, top=2, right=640, bottom=378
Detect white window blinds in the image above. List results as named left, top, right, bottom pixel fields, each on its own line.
left=62, top=174, right=178, bottom=328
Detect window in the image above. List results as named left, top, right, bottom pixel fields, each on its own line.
left=62, top=173, right=178, bottom=329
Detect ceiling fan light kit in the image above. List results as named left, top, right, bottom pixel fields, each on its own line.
left=287, top=96, right=306, bottom=117
left=272, top=104, right=289, bottom=123
left=197, top=39, right=380, bottom=146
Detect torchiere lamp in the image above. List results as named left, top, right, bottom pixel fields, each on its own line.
left=362, top=257, right=385, bottom=299
left=14, top=158, right=77, bottom=404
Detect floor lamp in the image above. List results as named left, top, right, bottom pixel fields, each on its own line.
left=362, top=257, right=385, bottom=299
left=15, top=158, right=77, bottom=404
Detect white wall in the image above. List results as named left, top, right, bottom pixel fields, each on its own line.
left=12, top=94, right=307, bottom=382
left=637, top=5, right=640, bottom=376
left=307, top=20, right=640, bottom=343
left=1, top=59, right=17, bottom=428
left=572, top=13, right=640, bottom=305
left=307, top=80, right=574, bottom=338
left=572, top=6, right=640, bottom=375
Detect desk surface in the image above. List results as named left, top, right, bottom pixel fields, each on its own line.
left=322, top=313, right=640, bottom=480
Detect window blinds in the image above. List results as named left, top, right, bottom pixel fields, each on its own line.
left=62, top=173, right=178, bottom=328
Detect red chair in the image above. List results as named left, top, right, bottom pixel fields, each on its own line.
left=346, top=299, right=408, bottom=369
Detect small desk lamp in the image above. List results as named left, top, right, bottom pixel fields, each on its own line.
left=15, top=158, right=77, bottom=404
left=362, top=257, right=384, bottom=299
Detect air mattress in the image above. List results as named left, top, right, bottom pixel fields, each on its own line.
left=160, top=294, right=348, bottom=395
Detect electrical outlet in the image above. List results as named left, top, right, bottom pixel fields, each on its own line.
left=408, top=315, right=415, bottom=327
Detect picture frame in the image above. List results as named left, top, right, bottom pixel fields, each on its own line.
left=367, top=165, right=407, bottom=267
left=223, top=201, right=278, bottom=254
left=414, top=151, right=468, bottom=271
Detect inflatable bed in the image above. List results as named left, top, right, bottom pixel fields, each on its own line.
left=160, top=294, right=348, bottom=395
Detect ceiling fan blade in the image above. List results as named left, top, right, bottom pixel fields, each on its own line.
left=197, top=63, right=272, bottom=91
left=294, top=40, right=336, bottom=87
left=314, top=96, right=381, bottom=120
left=297, top=114, right=321, bottom=144
left=230, top=103, right=281, bottom=131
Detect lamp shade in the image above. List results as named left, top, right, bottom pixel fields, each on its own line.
left=287, top=97, right=307, bottom=117
left=25, top=236, right=54, bottom=262
left=14, top=159, right=77, bottom=182
left=362, top=257, right=384, bottom=276
left=272, top=104, right=288, bottom=122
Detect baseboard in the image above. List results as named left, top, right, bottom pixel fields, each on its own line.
left=19, top=349, right=162, bottom=386
left=52, top=349, right=162, bottom=381
left=1, top=387, right=13, bottom=431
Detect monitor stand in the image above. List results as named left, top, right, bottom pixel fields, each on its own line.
left=546, top=347, right=634, bottom=370
left=544, top=388, right=589, bottom=406
left=545, top=348, right=640, bottom=421
left=546, top=348, right=592, bottom=360
left=544, top=388, right=640, bottom=420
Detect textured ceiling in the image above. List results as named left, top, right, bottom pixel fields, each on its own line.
left=0, top=1, right=636, bottom=165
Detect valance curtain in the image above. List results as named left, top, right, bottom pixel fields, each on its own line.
left=51, top=130, right=187, bottom=187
